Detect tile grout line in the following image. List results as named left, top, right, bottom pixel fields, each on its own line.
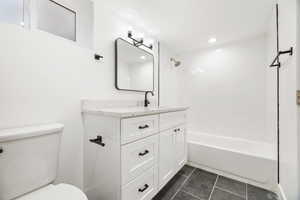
left=181, top=190, right=203, bottom=200
left=214, top=186, right=246, bottom=199
left=208, top=175, right=219, bottom=200
left=179, top=174, right=189, bottom=178
left=170, top=168, right=196, bottom=200
left=162, top=165, right=275, bottom=200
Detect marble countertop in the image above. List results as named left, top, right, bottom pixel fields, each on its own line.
left=82, top=106, right=189, bottom=118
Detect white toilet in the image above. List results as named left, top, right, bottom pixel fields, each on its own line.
left=0, top=123, right=87, bottom=200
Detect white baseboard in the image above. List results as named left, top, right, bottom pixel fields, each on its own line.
left=276, top=184, right=287, bottom=200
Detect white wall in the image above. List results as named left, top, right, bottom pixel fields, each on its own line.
left=179, top=36, right=271, bottom=143
left=265, top=5, right=278, bottom=151
left=159, top=44, right=184, bottom=107
left=276, top=0, right=299, bottom=199
left=0, top=1, right=158, bottom=189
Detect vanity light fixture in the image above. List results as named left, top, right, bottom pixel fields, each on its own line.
left=128, top=30, right=153, bottom=50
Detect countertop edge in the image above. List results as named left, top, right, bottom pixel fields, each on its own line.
left=82, top=107, right=189, bottom=118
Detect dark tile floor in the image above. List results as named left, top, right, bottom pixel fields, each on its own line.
left=153, top=165, right=279, bottom=200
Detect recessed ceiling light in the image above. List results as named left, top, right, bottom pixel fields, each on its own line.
left=140, top=56, right=146, bottom=60
left=208, top=38, right=217, bottom=43
left=215, top=49, right=222, bottom=52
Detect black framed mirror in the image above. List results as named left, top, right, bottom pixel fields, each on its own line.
left=115, top=38, right=154, bottom=92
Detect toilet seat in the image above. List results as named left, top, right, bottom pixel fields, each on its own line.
left=16, top=184, right=88, bottom=200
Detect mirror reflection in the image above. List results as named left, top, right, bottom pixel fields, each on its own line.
left=116, top=38, right=154, bottom=92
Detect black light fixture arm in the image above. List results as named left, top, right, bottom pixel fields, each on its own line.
left=128, top=31, right=153, bottom=50
left=270, top=47, right=293, bottom=67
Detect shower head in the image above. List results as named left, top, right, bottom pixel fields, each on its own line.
left=170, top=58, right=181, bottom=67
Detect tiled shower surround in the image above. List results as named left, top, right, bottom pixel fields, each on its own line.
left=153, top=165, right=278, bottom=200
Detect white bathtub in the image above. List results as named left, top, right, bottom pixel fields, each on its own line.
left=187, top=132, right=277, bottom=190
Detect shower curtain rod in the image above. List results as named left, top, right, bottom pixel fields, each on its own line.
left=270, top=47, right=293, bottom=67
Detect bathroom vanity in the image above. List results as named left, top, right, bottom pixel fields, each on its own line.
left=82, top=102, right=188, bottom=200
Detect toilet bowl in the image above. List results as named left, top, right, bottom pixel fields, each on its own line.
left=16, top=184, right=87, bottom=200
left=0, top=123, right=87, bottom=200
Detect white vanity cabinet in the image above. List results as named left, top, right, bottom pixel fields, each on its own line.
left=158, top=112, right=187, bottom=189
left=82, top=106, right=188, bottom=200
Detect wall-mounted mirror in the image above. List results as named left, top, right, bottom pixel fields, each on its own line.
left=115, top=38, right=154, bottom=92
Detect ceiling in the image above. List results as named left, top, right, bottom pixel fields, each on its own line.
left=98, top=0, right=276, bottom=54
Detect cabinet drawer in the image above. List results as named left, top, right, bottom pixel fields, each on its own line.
left=121, top=115, right=159, bottom=144
left=122, top=167, right=157, bottom=200
left=122, top=135, right=159, bottom=185
left=160, top=111, right=186, bottom=131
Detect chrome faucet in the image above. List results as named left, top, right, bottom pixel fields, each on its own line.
left=144, top=91, right=154, bottom=107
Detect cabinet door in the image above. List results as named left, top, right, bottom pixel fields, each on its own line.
left=159, top=129, right=175, bottom=188
left=174, top=126, right=186, bottom=170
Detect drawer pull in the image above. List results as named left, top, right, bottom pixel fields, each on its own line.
left=89, top=136, right=105, bottom=147
left=138, top=124, right=149, bottom=129
left=0, top=147, right=3, bottom=154
left=138, top=150, right=149, bottom=156
left=138, top=184, right=149, bottom=192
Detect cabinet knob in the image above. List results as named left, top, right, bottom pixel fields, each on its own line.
left=138, top=150, right=149, bottom=156
left=0, top=147, right=3, bottom=154
left=138, top=184, right=149, bottom=192
left=138, top=124, right=149, bottom=129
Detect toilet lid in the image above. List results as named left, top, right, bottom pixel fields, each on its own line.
left=16, top=184, right=88, bottom=200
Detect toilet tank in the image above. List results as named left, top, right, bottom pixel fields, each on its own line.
left=0, top=123, right=64, bottom=200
